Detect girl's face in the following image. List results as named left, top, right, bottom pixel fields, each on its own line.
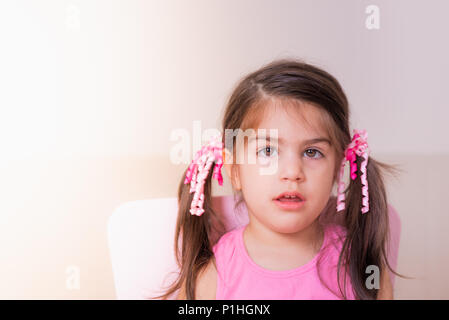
left=225, top=101, right=337, bottom=234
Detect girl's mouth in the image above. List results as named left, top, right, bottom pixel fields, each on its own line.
left=277, top=197, right=302, bottom=202
left=273, top=197, right=305, bottom=210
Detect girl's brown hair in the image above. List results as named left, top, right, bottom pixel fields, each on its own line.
left=151, top=58, right=407, bottom=300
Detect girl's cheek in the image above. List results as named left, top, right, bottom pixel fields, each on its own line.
left=304, top=161, right=334, bottom=180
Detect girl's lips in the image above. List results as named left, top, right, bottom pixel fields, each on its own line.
left=274, top=191, right=305, bottom=201
left=273, top=198, right=305, bottom=211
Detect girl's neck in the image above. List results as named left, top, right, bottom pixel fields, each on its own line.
left=244, top=218, right=324, bottom=255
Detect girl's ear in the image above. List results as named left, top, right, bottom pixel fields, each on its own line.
left=223, top=148, right=242, bottom=191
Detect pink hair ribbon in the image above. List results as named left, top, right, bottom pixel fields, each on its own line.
left=336, top=129, right=370, bottom=214
left=184, top=134, right=224, bottom=216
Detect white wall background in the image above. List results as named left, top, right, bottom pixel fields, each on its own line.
left=0, top=0, right=447, bottom=299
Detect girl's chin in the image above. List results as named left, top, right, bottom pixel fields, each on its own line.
left=268, top=218, right=313, bottom=233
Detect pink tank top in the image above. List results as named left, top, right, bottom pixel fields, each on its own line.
left=212, top=223, right=356, bottom=300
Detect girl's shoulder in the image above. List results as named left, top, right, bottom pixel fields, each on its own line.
left=211, top=226, right=243, bottom=280
left=322, top=223, right=350, bottom=255
left=212, top=226, right=242, bottom=255
left=325, top=223, right=349, bottom=240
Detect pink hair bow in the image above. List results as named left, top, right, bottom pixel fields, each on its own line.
left=184, top=134, right=224, bottom=216
left=336, top=129, right=370, bottom=214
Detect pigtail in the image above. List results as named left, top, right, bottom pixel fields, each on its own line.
left=336, top=155, right=406, bottom=299
left=175, top=166, right=216, bottom=299
left=149, top=147, right=226, bottom=300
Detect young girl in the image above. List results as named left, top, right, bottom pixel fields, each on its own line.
left=154, top=58, right=404, bottom=300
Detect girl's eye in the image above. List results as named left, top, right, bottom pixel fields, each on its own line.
left=257, top=147, right=323, bottom=159
left=304, top=148, right=323, bottom=159
left=257, top=146, right=278, bottom=157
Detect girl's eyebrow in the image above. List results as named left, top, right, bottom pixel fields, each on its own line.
left=249, top=135, right=331, bottom=146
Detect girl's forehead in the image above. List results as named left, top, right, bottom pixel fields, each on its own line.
left=245, top=99, right=329, bottom=139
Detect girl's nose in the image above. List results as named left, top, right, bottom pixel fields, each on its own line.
left=279, top=152, right=305, bottom=182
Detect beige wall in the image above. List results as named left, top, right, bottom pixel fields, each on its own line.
left=0, top=0, right=448, bottom=299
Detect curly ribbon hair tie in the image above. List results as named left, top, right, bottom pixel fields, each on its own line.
left=336, top=129, right=370, bottom=214
left=184, top=134, right=224, bottom=216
